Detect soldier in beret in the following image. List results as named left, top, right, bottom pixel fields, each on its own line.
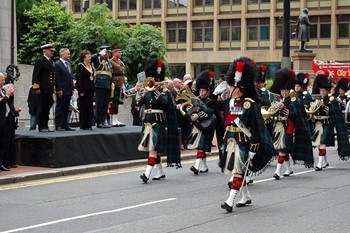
left=32, top=43, right=56, bottom=132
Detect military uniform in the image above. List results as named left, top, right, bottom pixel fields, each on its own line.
left=32, top=44, right=56, bottom=132
left=91, top=46, right=112, bottom=127
left=210, top=57, right=274, bottom=212
left=270, top=69, right=314, bottom=180
left=311, top=74, right=350, bottom=170
left=138, top=59, right=181, bottom=183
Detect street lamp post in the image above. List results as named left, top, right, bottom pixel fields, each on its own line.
left=281, top=0, right=291, bottom=69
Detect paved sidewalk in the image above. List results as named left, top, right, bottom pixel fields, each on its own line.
left=0, top=149, right=219, bottom=185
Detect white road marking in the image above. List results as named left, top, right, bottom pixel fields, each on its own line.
left=0, top=198, right=176, bottom=233
left=253, top=167, right=334, bottom=183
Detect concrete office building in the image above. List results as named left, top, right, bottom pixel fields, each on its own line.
left=67, top=0, right=350, bottom=78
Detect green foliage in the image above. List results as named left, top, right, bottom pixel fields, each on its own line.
left=18, top=0, right=74, bottom=64
left=16, top=0, right=40, bottom=42
left=122, top=24, right=166, bottom=84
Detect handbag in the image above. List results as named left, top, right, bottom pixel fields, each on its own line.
left=69, top=110, right=79, bottom=127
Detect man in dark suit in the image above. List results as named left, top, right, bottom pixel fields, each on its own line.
left=0, top=73, right=14, bottom=171
left=55, top=48, right=75, bottom=131
left=32, top=43, right=56, bottom=132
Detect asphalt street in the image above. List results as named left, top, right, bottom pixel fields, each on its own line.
left=0, top=147, right=350, bottom=233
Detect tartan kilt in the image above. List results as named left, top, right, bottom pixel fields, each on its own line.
left=110, top=87, right=124, bottom=105
left=140, top=121, right=166, bottom=153
left=198, top=129, right=214, bottom=152
left=320, top=124, right=335, bottom=146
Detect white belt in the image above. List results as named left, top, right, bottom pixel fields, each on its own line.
left=314, top=116, right=330, bottom=120
left=144, top=109, right=164, bottom=114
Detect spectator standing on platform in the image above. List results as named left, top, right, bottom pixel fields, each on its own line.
left=76, top=50, right=95, bottom=130
left=3, top=83, right=21, bottom=169
left=131, top=82, right=143, bottom=126
left=0, top=74, right=15, bottom=171
left=172, top=78, right=183, bottom=98
left=109, top=47, right=126, bottom=127
left=32, top=43, right=56, bottom=132
left=183, top=74, right=193, bottom=83
left=55, top=48, right=75, bottom=131
left=91, top=45, right=112, bottom=128
left=138, top=59, right=181, bottom=183
left=27, top=87, right=37, bottom=130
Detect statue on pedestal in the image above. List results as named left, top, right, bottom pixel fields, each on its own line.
left=296, top=8, right=312, bottom=53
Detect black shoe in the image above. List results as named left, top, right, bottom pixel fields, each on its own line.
left=97, top=124, right=111, bottom=128
left=152, top=175, right=166, bottom=180
left=221, top=202, right=233, bottom=212
left=190, top=166, right=199, bottom=175
left=200, top=168, right=209, bottom=173
left=112, top=123, right=126, bottom=127
left=247, top=179, right=254, bottom=185
left=0, top=165, right=10, bottom=171
left=65, top=127, right=76, bottom=131
left=11, top=165, right=18, bottom=168
left=56, top=127, right=66, bottom=131
left=315, top=166, right=322, bottom=171
left=323, top=163, right=329, bottom=168
left=236, top=199, right=252, bottom=207
left=227, top=181, right=232, bottom=189
left=273, top=173, right=280, bottom=180
left=39, top=128, right=53, bottom=132
left=140, top=174, right=149, bottom=183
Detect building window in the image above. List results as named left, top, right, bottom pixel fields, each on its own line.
left=168, top=0, right=188, bottom=8
left=219, top=20, right=241, bottom=41
left=221, top=0, right=241, bottom=5
left=249, top=0, right=270, bottom=3
left=167, top=22, right=187, bottom=43
left=276, top=16, right=298, bottom=40
left=194, top=0, right=214, bottom=7
left=337, top=15, right=350, bottom=39
left=193, top=21, right=213, bottom=42
left=120, top=0, right=136, bottom=10
left=309, top=16, right=331, bottom=39
left=247, top=18, right=270, bottom=41
left=143, top=0, right=161, bottom=9
left=96, top=0, right=112, bottom=10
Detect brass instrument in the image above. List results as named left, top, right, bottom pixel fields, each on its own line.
left=123, top=87, right=145, bottom=97
left=175, top=80, right=197, bottom=115
left=306, top=99, right=322, bottom=119
left=261, top=101, right=281, bottom=123
left=143, top=77, right=171, bottom=91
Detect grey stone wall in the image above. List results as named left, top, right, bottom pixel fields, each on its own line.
left=0, top=0, right=17, bottom=73
left=14, top=64, right=134, bottom=131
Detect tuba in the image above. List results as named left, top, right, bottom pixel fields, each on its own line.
left=175, top=80, right=197, bottom=115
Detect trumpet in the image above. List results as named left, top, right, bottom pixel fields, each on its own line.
left=124, top=87, right=145, bottom=97
left=143, top=77, right=171, bottom=91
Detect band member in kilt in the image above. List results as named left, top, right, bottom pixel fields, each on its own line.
left=109, top=47, right=126, bottom=127
left=295, top=72, right=312, bottom=108
left=335, top=77, right=350, bottom=111
left=269, top=69, right=314, bottom=180
left=208, top=57, right=274, bottom=212
left=137, top=59, right=181, bottom=183
left=187, top=70, right=217, bottom=175
left=256, top=65, right=271, bottom=107
left=311, top=73, right=350, bottom=170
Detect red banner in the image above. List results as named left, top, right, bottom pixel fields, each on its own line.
left=312, top=60, right=350, bottom=82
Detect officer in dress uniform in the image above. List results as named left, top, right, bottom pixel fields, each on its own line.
left=208, top=57, right=274, bottom=212
left=32, top=43, right=56, bottom=132
left=91, top=45, right=113, bottom=128
left=269, top=69, right=314, bottom=180
left=311, top=74, right=350, bottom=170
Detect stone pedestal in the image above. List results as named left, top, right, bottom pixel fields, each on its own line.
left=291, top=51, right=316, bottom=75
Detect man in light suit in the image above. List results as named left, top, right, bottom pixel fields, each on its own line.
left=55, top=48, right=75, bottom=131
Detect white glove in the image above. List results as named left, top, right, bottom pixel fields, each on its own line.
left=213, top=81, right=228, bottom=95
left=99, top=48, right=107, bottom=57
left=248, top=151, right=256, bottom=160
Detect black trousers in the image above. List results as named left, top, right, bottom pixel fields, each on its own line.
left=78, top=89, right=94, bottom=129
left=35, top=92, right=53, bottom=131
left=0, top=125, right=7, bottom=166
left=95, top=88, right=110, bottom=126
left=55, top=94, right=71, bottom=129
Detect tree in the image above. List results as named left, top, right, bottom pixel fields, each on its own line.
left=17, top=0, right=74, bottom=64
left=16, top=0, right=40, bottom=44
left=122, top=24, right=166, bottom=84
